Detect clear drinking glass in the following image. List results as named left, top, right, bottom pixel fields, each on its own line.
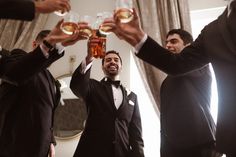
left=99, top=12, right=113, bottom=35
left=79, top=15, right=95, bottom=38
left=115, top=0, right=134, bottom=23
left=88, top=14, right=107, bottom=59
left=60, top=11, right=79, bottom=35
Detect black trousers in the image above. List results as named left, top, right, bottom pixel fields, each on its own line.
left=226, top=153, right=236, bottom=157
left=161, top=137, right=220, bottom=157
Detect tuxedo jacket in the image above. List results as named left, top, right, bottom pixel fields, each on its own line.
left=0, top=48, right=10, bottom=77
left=0, top=47, right=63, bottom=157
left=70, top=64, right=144, bottom=157
left=136, top=8, right=236, bottom=154
left=0, top=0, right=35, bottom=21
left=160, top=65, right=215, bottom=149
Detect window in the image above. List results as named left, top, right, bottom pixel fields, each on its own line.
left=190, top=6, right=225, bottom=123
left=130, top=53, right=160, bottom=157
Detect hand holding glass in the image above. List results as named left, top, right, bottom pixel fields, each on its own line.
left=54, top=0, right=70, bottom=16
left=88, top=14, right=107, bottom=59
left=79, top=15, right=94, bottom=38
left=115, top=0, right=134, bottom=23
left=99, top=12, right=113, bottom=35
left=61, top=11, right=79, bottom=35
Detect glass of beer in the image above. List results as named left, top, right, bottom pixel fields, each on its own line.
left=79, top=15, right=95, bottom=38
left=61, top=11, right=79, bottom=35
left=99, top=12, right=113, bottom=35
left=88, top=14, right=107, bottom=59
left=115, top=0, right=134, bottom=23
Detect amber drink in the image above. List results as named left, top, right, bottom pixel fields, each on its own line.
left=88, top=29, right=106, bottom=59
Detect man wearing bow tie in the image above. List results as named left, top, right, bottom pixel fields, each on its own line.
left=70, top=43, right=145, bottom=157
left=103, top=0, right=236, bottom=156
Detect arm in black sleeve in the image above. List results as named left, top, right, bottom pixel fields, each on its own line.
left=0, top=0, right=35, bottom=21
left=1, top=46, right=64, bottom=85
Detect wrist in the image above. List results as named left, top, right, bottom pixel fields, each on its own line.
left=44, top=37, right=55, bottom=47
left=85, top=56, right=94, bottom=64
left=34, top=1, right=42, bottom=13
left=134, top=30, right=145, bottom=46
left=43, top=40, right=54, bottom=50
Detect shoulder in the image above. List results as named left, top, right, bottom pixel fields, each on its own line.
left=124, top=87, right=137, bottom=97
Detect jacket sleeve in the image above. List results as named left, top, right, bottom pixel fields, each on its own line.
left=136, top=33, right=209, bottom=76
left=0, top=0, right=35, bottom=21
left=70, top=63, right=92, bottom=100
left=128, top=93, right=145, bottom=157
left=1, top=46, right=64, bottom=85
left=0, top=48, right=10, bottom=78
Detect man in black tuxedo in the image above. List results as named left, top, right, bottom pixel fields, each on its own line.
left=160, top=29, right=216, bottom=157
left=0, top=21, right=88, bottom=157
left=0, top=47, right=9, bottom=78
left=0, top=0, right=70, bottom=21
left=104, top=0, right=236, bottom=156
left=70, top=47, right=145, bottom=157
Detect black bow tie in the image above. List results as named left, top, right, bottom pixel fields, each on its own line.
left=106, top=78, right=121, bottom=88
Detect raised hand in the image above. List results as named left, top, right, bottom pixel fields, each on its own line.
left=102, top=9, right=145, bottom=46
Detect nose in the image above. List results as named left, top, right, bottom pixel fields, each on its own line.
left=165, top=42, right=172, bottom=49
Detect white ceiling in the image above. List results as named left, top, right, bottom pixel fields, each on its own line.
left=188, top=0, right=228, bottom=10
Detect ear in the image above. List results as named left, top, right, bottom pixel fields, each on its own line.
left=32, top=41, right=37, bottom=49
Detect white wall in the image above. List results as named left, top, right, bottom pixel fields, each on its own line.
left=188, top=0, right=228, bottom=10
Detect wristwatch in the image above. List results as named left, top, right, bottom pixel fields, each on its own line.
left=43, top=40, right=54, bottom=50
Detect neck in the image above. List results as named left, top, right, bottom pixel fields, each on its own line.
left=107, top=75, right=120, bottom=81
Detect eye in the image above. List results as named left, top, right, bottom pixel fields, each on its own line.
left=114, top=58, right=119, bottom=62
left=105, top=58, right=111, bottom=62
left=170, top=39, right=178, bottom=44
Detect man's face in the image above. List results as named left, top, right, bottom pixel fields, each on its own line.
left=165, top=33, right=186, bottom=54
left=102, top=53, right=122, bottom=78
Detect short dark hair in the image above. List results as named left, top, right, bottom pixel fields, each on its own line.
left=35, top=30, right=51, bottom=42
left=102, top=50, right=122, bottom=65
left=166, top=29, right=193, bottom=45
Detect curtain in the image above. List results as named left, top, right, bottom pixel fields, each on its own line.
left=133, top=0, right=192, bottom=115
left=0, top=13, right=48, bottom=52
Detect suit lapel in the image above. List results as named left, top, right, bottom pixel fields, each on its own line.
left=218, top=8, right=236, bottom=54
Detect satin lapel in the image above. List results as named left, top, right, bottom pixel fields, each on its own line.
left=44, top=70, right=56, bottom=107
left=218, top=9, right=236, bottom=53
left=101, top=80, right=118, bottom=112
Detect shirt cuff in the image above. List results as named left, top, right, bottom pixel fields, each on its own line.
left=56, top=43, right=65, bottom=54
left=40, top=43, right=65, bottom=58
left=133, top=33, right=148, bottom=54
left=80, top=59, right=93, bottom=74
